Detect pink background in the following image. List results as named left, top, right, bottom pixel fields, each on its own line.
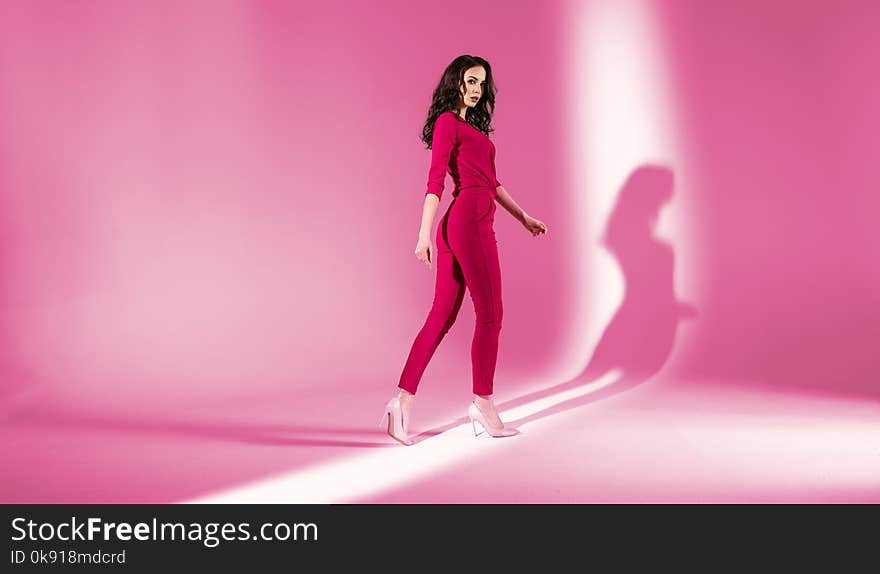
left=656, top=0, right=879, bottom=397
left=1, top=0, right=877, bottom=502
left=0, top=0, right=570, bottom=411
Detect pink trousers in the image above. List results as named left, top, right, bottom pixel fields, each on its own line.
left=398, top=186, right=503, bottom=396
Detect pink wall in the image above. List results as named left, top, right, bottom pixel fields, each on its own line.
left=655, top=0, right=880, bottom=396
left=1, top=0, right=876, bottom=422
left=0, top=0, right=571, bottom=412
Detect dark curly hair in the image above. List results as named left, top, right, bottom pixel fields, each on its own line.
left=421, top=55, right=498, bottom=149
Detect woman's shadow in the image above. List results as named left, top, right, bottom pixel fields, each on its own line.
left=496, top=164, right=699, bottom=428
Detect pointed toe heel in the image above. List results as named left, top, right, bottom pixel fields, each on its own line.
left=382, top=397, right=414, bottom=446
left=467, top=402, right=520, bottom=438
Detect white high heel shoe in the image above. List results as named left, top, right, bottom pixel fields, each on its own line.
left=468, top=401, right=520, bottom=438
left=380, top=396, right=414, bottom=446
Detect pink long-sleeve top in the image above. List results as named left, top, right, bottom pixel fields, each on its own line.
left=425, top=111, right=501, bottom=201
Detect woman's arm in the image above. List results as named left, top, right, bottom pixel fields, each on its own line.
left=495, top=185, right=527, bottom=224
left=496, top=184, right=549, bottom=237
left=419, top=193, right=440, bottom=240
left=414, top=193, right=440, bottom=268
left=415, top=113, right=457, bottom=267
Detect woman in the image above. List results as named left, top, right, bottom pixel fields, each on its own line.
left=381, top=55, right=548, bottom=445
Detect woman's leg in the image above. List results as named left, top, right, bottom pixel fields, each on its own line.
left=397, top=208, right=466, bottom=395
left=446, top=192, right=503, bottom=396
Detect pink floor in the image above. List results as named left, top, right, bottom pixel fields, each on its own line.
left=4, top=374, right=878, bottom=504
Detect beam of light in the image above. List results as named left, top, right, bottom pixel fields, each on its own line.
left=183, top=370, right=621, bottom=504
left=182, top=374, right=880, bottom=503
left=560, top=0, right=703, bottom=380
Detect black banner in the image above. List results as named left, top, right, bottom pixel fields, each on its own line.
left=2, top=504, right=875, bottom=569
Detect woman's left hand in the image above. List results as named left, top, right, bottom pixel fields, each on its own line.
left=522, top=214, right=548, bottom=237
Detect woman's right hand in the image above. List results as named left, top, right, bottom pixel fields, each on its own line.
left=415, top=236, right=433, bottom=269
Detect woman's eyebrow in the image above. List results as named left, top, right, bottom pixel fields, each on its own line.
left=467, top=76, right=487, bottom=82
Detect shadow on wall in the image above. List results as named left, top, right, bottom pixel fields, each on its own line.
left=584, top=164, right=698, bottom=383
left=501, top=164, right=699, bottom=426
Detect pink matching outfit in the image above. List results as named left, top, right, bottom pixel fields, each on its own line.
left=398, top=111, right=504, bottom=396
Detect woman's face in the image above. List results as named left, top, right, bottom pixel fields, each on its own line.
left=459, top=65, right=487, bottom=109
